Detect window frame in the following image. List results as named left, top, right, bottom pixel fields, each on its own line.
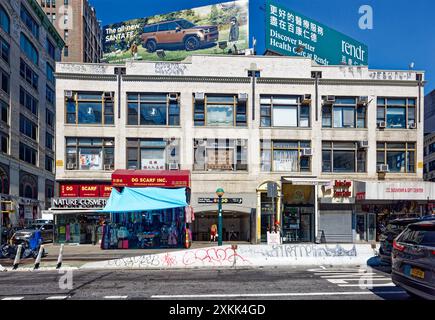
left=65, top=91, right=114, bottom=125
left=20, top=32, right=39, bottom=66
left=65, top=137, right=115, bottom=171
left=260, top=140, right=311, bottom=172
left=322, top=97, right=366, bottom=129
left=194, top=94, right=248, bottom=127
left=260, top=95, right=310, bottom=128
left=0, top=35, right=10, bottom=64
left=127, top=93, right=180, bottom=126
left=19, top=142, right=37, bottom=166
left=377, top=97, right=417, bottom=129
left=322, top=141, right=366, bottom=173
left=377, top=142, right=416, bottom=173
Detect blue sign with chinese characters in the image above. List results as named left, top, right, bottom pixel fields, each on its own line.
left=266, top=0, right=368, bottom=66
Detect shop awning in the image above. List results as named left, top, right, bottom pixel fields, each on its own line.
left=101, top=187, right=187, bottom=213
left=282, top=177, right=331, bottom=186
left=355, top=180, right=435, bottom=201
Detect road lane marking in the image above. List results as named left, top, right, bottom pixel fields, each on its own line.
left=104, top=296, right=128, bottom=299
left=2, top=297, right=24, bottom=300
left=46, top=296, right=70, bottom=300
left=338, top=282, right=396, bottom=287
left=325, top=278, right=390, bottom=281
left=151, top=291, right=405, bottom=299
left=319, top=273, right=380, bottom=278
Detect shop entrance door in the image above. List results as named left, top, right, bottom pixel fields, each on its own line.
left=367, top=213, right=376, bottom=242
left=356, top=213, right=366, bottom=241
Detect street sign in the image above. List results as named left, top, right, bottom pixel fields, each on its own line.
left=198, top=198, right=243, bottom=204
left=266, top=0, right=368, bottom=66
left=267, top=182, right=278, bottom=198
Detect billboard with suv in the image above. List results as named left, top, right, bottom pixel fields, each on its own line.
left=103, top=0, right=249, bottom=63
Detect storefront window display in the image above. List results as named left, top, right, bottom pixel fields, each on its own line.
left=101, top=208, right=185, bottom=249
left=54, top=213, right=109, bottom=244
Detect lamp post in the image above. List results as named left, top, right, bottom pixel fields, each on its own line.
left=216, top=188, right=225, bottom=246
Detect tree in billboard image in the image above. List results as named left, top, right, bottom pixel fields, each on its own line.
left=102, top=0, right=249, bottom=63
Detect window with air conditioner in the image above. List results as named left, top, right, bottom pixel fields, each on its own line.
left=261, top=140, right=311, bottom=172
left=65, top=137, right=114, bottom=170
left=377, top=142, right=416, bottom=173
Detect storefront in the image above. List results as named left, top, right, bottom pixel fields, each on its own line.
left=51, top=182, right=112, bottom=244
left=354, top=181, right=435, bottom=242
left=99, top=170, right=192, bottom=249
left=191, top=194, right=255, bottom=242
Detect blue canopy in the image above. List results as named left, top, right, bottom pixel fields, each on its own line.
left=101, top=187, right=187, bottom=213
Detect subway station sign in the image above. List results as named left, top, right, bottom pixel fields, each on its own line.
left=266, top=0, right=368, bottom=66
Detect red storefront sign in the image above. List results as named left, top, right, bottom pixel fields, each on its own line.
left=100, top=185, right=113, bottom=197
left=111, top=170, right=190, bottom=188
left=59, top=183, right=112, bottom=198
left=333, top=180, right=352, bottom=198
left=60, top=184, right=80, bottom=197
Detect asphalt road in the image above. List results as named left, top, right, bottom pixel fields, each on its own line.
left=0, top=265, right=414, bottom=301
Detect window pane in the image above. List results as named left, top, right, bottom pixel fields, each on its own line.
left=273, top=150, right=298, bottom=171
left=273, top=106, right=297, bottom=127
left=273, top=96, right=298, bottom=105
left=300, top=105, right=310, bottom=127
left=376, top=151, right=385, bottom=165
left=322, top=150, right=331, bottom=172
left=206, top=95, right=234, bottom=103
left=206, top=105, right=234, bottom=126
left=79, top=148, right=103, bottom=170
left=357, top=106, right=366, bottom=128
left=333, top=150, right=355, bottom=172
left=357, top=150, right=366, bottom=172
left=408, top=107, right=415, bottom=126
left=127, top=102, right=138, bottom=125
left=78, top=102, right=102, bottom=124
left=140, top=103, right=166, bottom=125
left=407, top=151, right=415, bottom=173
left=260, top=150, right=271, bottom=172
left=141, top=149, right=165, bottom=170
left=377, top=107, right=385, bottom=122
left=387, top=151, right=406, bottom=172
left=386, top=108, right=406, bottom=128
left=322, top=105, right=332, bottom=127
left=387, top=98, right=406, bottom=106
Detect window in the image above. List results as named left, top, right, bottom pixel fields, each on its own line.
left=45, top=156, right=54, bottom=173
left=377, top=142, right=416, bottom=173
left=143, top=25, right=158, bottom=33
left=0, top=36, right=9, bottom=64
left=429, top=142, right=435, bottom=155
left=46, top=85, right=55, bottom=105
left=261, top=140, right=311, bottom=172
left=46, top=132, right=54, bottom=151
left=260, top=95, right=309, bottom=127
left=193, top=139, right=248, bottom=171
left=19, top=143, right=37, bottom=165
left=46, top=108, right=54, bottom=128
left=127, top=93, right=180, bottom=126
left=20, top=114, right=38, bottom=140
left=45, top=180, right=54, bottom=209
left=20, top=87, right=38, bottom=116
left=428, top=160, right=435, bottom=173
left=0, top=100, right=7, bottom=124
left=194, top=94, right=247, bottom=127
left=20, top=5, right=39, bottom=39
left=127, top=138, right=180, bottom=170
left=0, top=132, right=8, bottom=154
left=64, top=46, right=68, bottom=57
left=46, top=38, right=56, bottom=60
left=20, top=59, right=39, bottom=90
left=64, top=0, right=69, bottom=5
left=66, top=137, right=114, bottom=170
left=377, top=98, right=416, bottom=129
left=46, top=62, right=55, bottom=85
left=20, top=33, right=39, bottom=65
left=0, top=5, right=10, bottom=33
left=66, top=91, right=114, bottom=125
left=322, top=141, right=366, bottom=173
left=0, top=68, right=8, bottom=94
left=64, top=30, right=69, bottom=42
left=322, top=97, right=366, bottom=128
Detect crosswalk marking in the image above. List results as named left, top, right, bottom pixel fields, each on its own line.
left=104, top=296, right=128, bottom=299
left=46, top=296, right=70, bottom=300
left=2, top=297, right=24, bottom=300
left=338, top=283, right=396, bottom=287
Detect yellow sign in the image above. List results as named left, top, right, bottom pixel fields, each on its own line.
left=418, top=162, right=424, bottom=169
left=56, top=160, right=64, bottom=167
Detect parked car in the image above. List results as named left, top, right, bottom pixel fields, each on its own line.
left=391, top=220, right=435, bottom=300
left=13, top=223, right=54, bottom=243
left=379, top=216, right=435, bottom=265
left=141, top=19, right=219, bottom=52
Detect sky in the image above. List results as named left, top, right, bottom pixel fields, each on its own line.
left=90, top=0, right=435, bottom=93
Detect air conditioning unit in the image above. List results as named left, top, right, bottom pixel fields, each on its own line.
left=169, top=93, right=178, bottom=101
left=357, top=96, right=369, bottom=106
left=67, top=163, right=76, bottom=170
left=302, top=94, right=312, bottom=104
left=238, top=93, right=248, bottom=102
left=236, top=139, right=246, bottom=147
left=169, top=162, right=179, bottom=170
left=327, top=95, right=335, bottom=103
left=65, top=90, right=73, bottom=98
left=377, top=121, right=386, bottom=129
left=359, top=141, right=369, bottom=149
left=301, top=148, right=313, bottom=156
left=104, top=164, right=114, bottom=170
left=409, top=123, right=417, bottom=129
left=104, top=92, right=114, bottom=101
left=377, top=164, right=389, bottom=173
left=194, top=92, right=205, bottom=102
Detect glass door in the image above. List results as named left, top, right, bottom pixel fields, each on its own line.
left=367, top=213, right=376, bottom=241
left=356, top=213, right=366, bottom=241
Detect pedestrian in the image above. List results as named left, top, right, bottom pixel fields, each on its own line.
left=130, top=41, right=138, bottom=60
left=229, top=16, right=239, bottom=42
left=210, top=224, right=218, bottom=242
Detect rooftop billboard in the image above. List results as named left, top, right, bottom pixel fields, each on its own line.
left=102, top=0, right=249, bottom=63
left=266, top=0, right=368, bottom=66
